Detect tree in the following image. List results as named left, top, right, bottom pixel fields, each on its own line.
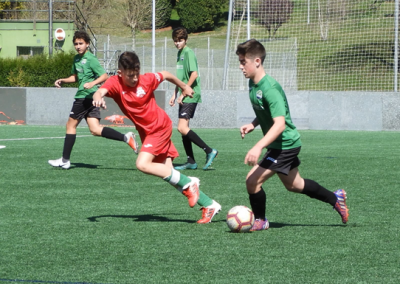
left=176, top=0, right=226, bottom=33
left=255, top=0, right=294, bottom=39
left=116, top=0, right=172, bottom=51
left=75, top=0, right=112, bottom=25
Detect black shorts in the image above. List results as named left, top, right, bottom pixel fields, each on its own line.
left=69, top=99, right=101, bottom=121
left=178, top=103, right=197, bottom=119
left=259, top=147, right=301, bottom=175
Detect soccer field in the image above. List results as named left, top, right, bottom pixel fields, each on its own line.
left=0, top=126, right=399, bottom=283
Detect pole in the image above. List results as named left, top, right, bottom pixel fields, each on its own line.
left=152, top=0, right=156, bottom=73
left=49, top=0, right=53, bottom=56
left=223, top=0, right=234, bottom=90
left=247, top=0, right=250, bottom=39
left=395, top=0, right=399, bottom=92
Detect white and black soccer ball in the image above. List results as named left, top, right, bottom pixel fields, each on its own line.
left=226, top=205, right=255, bottom=233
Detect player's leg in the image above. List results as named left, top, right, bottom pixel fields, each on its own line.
left=174, top=117, right=197, bottom=170
left=246, top=164, right=275, bottom=231
left=86, top=103, right=139, bottom=153
left=176, top=103, right=218, bottom=170
left=136, top=151, right=198, bottom=206
left=278, top=167, right=349, bottom=224
left=48, top=116, right=80, bottom=169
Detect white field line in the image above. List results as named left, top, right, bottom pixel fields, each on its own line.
left=0, top=135, right=92, bottom=141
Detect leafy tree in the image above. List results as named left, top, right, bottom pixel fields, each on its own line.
left=255, top=0, right=294, bottom=39
left=176, top=0, right=226, bottom=33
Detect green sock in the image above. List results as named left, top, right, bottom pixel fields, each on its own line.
left=197, top=191, right=213, bottom=207
left=164, top=169, right=192, bottom=190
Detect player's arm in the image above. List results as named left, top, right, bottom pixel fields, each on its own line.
left=92, top=88, right=109, bottom=109
left=240, top=118, right=259, bottom=139
left=54, top=75, right=77, bottom=88
left=186, top=71, right=198, bottom=88
left=160, top=71, right=194, bottom=99
left=83, top=73, right=109, bottom=90
left=244, top=116, right=286, bottom=166
left=169, top=86, right=179, bottom=107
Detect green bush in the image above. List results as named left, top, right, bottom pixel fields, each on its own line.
left=176, top=0, right=226, bottom=33
left=0, top=52, right=78, bottom=87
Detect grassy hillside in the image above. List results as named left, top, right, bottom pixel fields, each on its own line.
left=90, top=1, right=396, bottom=91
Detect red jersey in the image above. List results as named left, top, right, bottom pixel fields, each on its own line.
left=102, top=72, right=171, bottom=138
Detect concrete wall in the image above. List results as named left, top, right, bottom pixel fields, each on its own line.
left=1, top=87, right=400, bottom=131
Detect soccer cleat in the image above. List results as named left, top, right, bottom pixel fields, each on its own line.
left=125, top=132, right=139, bottom=154
left=197, top=200, right=222, bottom=224
left=174, top=162, right=198, bottom=170
left=48, top=157, right=70, bottom=169
left=203, top=149, right=218, bottom=170
left=333, top=189, right=349, bottom=224
left=250, top=218, right=270, bottom=231
left=182, top=177, right=200, bottom=208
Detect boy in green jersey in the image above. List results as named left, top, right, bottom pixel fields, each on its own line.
left=236, top=39, right=349, bottom=231
left=169, top=27, right=218, bottom=170
left=48, top=31, right=138, bottom=169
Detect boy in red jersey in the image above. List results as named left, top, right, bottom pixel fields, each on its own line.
left=92, top=51, right=221, bottom=223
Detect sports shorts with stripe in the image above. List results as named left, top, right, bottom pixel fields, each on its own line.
left=69, top=98, right=101, bottom=121
left=178, top=103, right=197, bottom=119
left=258, top=147, right=301, bottom=175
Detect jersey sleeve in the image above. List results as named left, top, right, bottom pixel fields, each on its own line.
left=186, top=50, right=198, bottom=73
left=101, top=76, right=119, bottom=98
left=264, top=89, right=286, bottom=118
left=70, top=60, right=76, bottom=75
left=90, top=57, right=107, bottom=77
left=148, top=72, right=164, bottom=91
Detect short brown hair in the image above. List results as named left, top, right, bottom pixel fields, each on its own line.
left=118, top=51, right=141, bottom=71
left=236, top=39, right=266, bottom=64
left=172, top=27, right=188, bottom=41
left=73, top=30, right=91, bottom=44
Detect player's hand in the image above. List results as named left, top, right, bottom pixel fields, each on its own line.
left=181, top=85, right=194, bottom=98
left=169, top=95, right=176, bottom=107
left=54, top=79, right=62, bottom=88
left=92, top=98, right=107, bottom=109
left=244, top=146, right=262, bottom=167
left=177, top=94, right=185, bottom=105
left=83, top=82, right=94, bottom=89
left=240, top=123, right=255, bottom=139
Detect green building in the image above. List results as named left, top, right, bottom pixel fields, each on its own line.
left=0, top=20, right=75, bottom=58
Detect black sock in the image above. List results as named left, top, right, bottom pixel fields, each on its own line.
left=182, top=135, right=195, bottom=163
left=302, top=179, right=337, bottom=206
left=62, top=134, right=76, bottom=160
left=186, top=130, right=212, bottom=154
left=101, top=127, right=125, bottom=141
left=249, top=187, right=266, bottom=220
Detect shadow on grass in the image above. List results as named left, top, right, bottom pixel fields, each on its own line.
left=269, top=222, right=346, bottom=228
left=71, top=163, right=136, bottom=171
left=87, top=214, right=196, bottom=223
left=71, top=162, right=101, bottom=169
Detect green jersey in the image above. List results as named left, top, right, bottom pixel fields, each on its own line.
left=176, top=46, right=201, bottom=103
left=71, top=51, right=106, bottom=99
left=249, top=74, right=301, bottom=150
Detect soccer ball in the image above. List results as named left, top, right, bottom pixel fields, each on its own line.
left=226, top=206, right=255, bottom=233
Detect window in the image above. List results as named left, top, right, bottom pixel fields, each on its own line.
left=17, top=46, right=44, bottom=57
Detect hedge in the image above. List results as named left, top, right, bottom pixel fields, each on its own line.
left=0, top=52, right=78, bottom=87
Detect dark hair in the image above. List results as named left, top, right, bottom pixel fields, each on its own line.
left=172, top=27, right=188, bottom=41
left=118, top=51, right=141, bottom=71
left=236, top=39, right=266, bottom=64
left=73, top=30, right=91, bottom=44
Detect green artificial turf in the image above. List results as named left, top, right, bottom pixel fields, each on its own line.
left=0, top=126, right=399, bottom=283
